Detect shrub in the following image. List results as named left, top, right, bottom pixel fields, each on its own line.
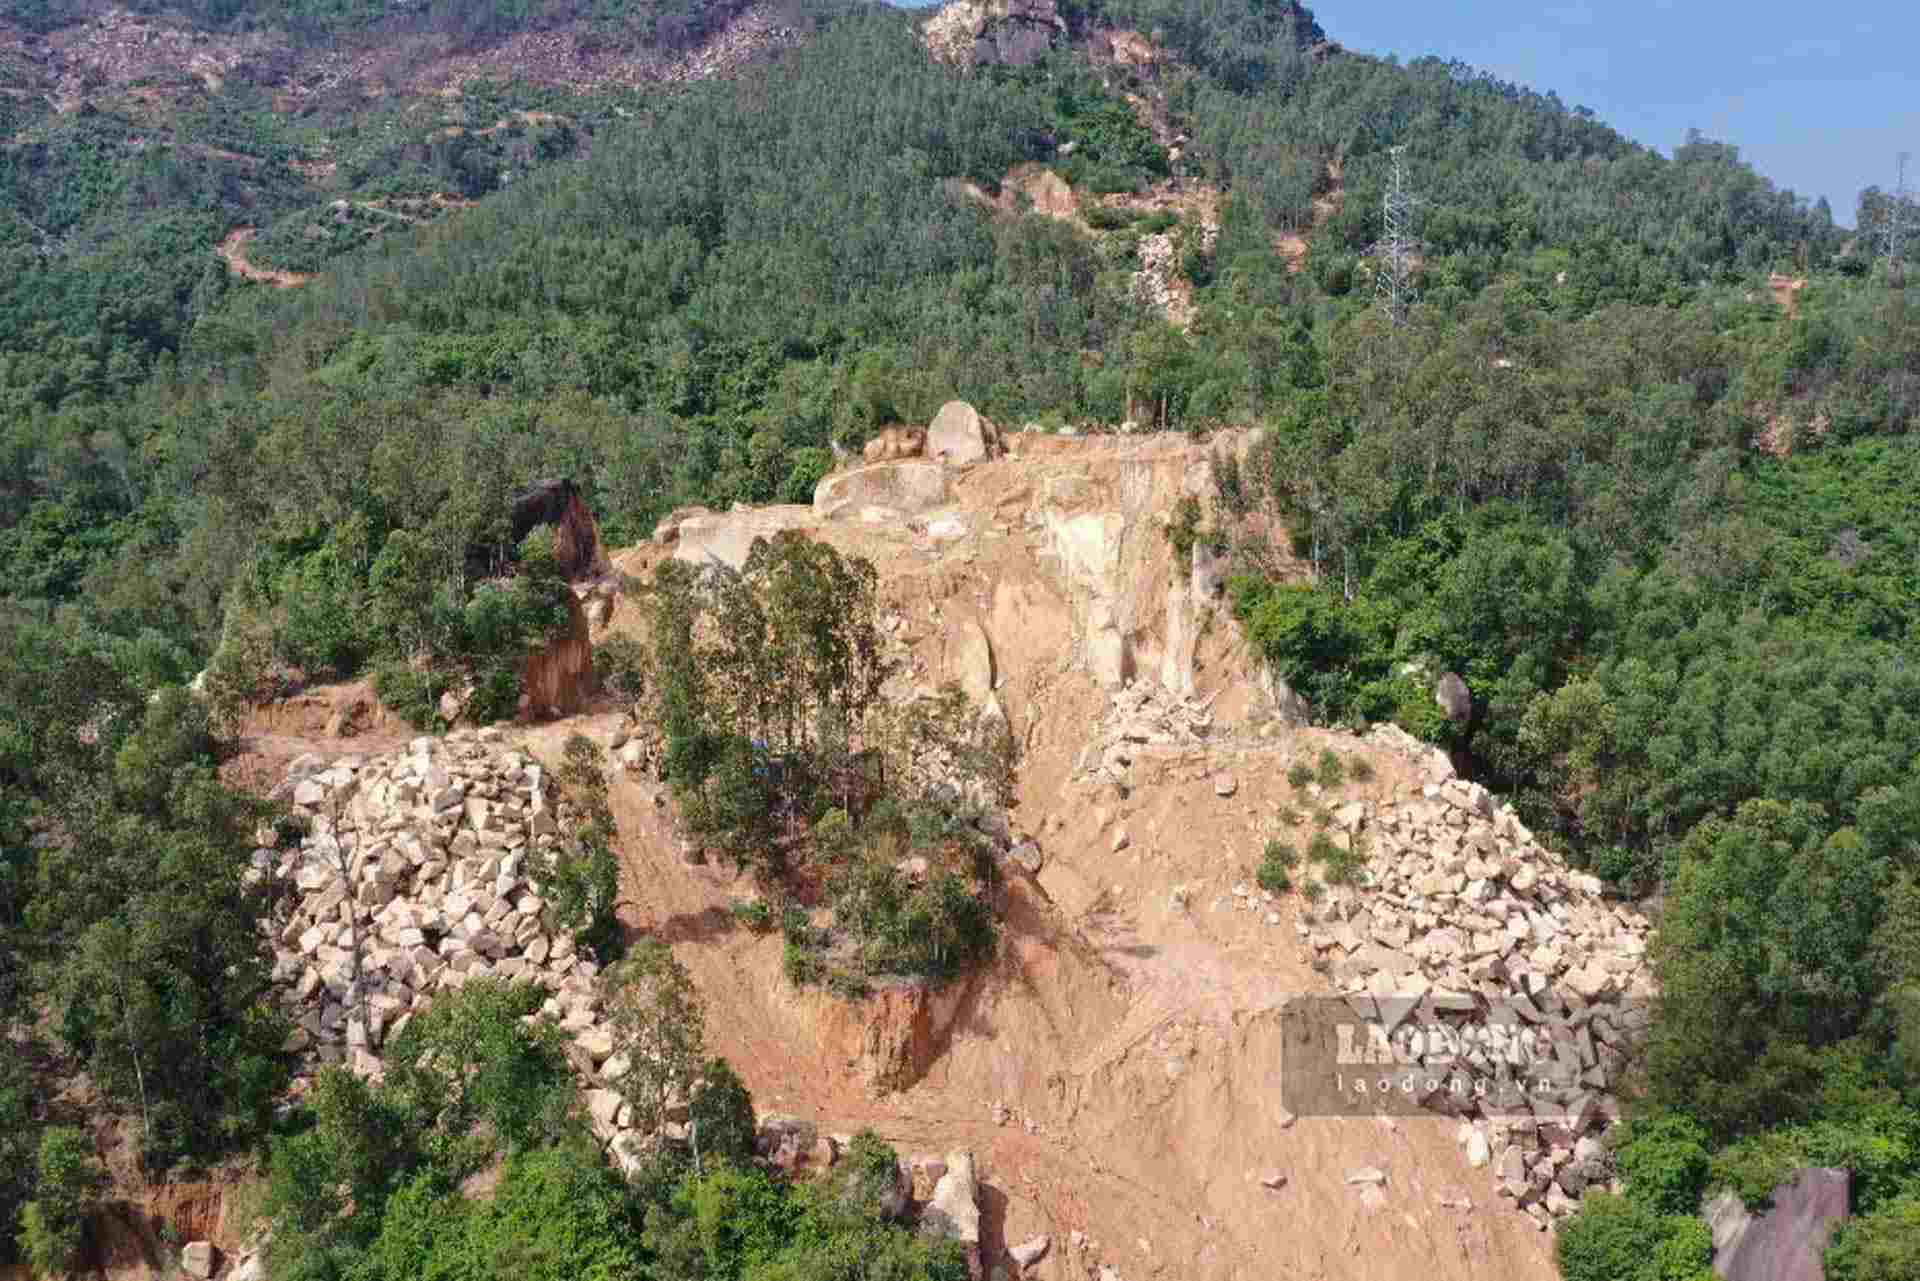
left=373, top=661, right=445, bottom=731
left=1615, top=1115, right=1713, bottom=1216
left=1085, top=165, right=1142, bottom=195
left=274, top=545, right=370, bottom=677
left=546, top=736, right=622, bottom=958
left=781, top=447, right=835, bottom=504
left=17, top=1128, right=103, bottom=1280
left=461, top=579, right=567, bottom=663
left=838, top=1130, right=904, bottom=1218
left=730, top=899, right=775, bottom=933
left=1315, top=749, right=1346, bottom=788
left=1828, top=1194, right=1920, bottom=1281
left=1258, top=841, right=1296, bottom=893
left=593, top=634, right=648, bottom=703
left=465, top=662, right=522, bottom=726
left=1349, top=757, right=1376, bottom=783
left=1139, top=209, right=1178, bottom=234
left=688, top=1058, right=756, bottom=1168
left=783, top=940, right=823, bottom=986
left=1556, top=1192, right=1710, bottom=1281
left=1166, top=495, right=1199, bottom=567
left=1084, top=205, right=1133, bottom=230
left=453, top=1143, right=642, bottom=1281
left=364, top=1168, right=467, bottom=1281
left=1300, top=880, right=1325, bottom=902
left=1311, top=831, right=1365, bottom=885
left=1181, top=238, right=1215, bottom=287
left=1286, top=761, right=1314, bottom=788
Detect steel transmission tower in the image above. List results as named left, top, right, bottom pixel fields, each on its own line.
left=1376, top=146, right=1421, bottom=324
left=1887, top=151, right=1912, bottom=272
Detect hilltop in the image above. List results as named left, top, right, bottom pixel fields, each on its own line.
left=5, top=1, right=1920, bottom=1279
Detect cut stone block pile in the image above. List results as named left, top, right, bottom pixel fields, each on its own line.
left=262, top=729, right=656, bottom=1165
left=1297, top=776, right=1655, bottom=1228
left=1073, top=680, right=1655, bottom=1231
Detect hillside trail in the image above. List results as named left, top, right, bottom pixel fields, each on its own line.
left=514, top=431, right=1560, bottom=1281
left=214, top=228, right=313, bottom=288
left=1276, top=150, right=1344, bottom=275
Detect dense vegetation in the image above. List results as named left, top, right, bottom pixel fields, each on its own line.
left=639, top=535, right=1009, bottom=994
left=5, top=0, right=1920, bottom=1272
left=261, top=977, right=965, bottom=1281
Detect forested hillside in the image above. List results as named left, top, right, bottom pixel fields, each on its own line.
left=5, top=0, right=1920, bottom=1274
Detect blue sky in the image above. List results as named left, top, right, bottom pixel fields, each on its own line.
left=893, top=0, right=1919, bottom=227
left=1316, top=1, right=1919, bottom=227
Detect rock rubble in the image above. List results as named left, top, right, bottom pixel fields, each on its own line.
left=1077, top=680, right=1648, bottom=1227
left=1294, top=776, right=1652, bottom=1225
left=264, top=730, right=658, bottom=1163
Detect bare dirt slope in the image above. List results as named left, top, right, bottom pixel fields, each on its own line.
left=215, top=228, right=315, bottom=288
left=528, top=430, right=1562, bottom=1281
left=213, top=430, right=1561, bottom=1281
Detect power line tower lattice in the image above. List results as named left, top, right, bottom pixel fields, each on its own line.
left=1886, top=151, right=1912, bottom=274
left=1376, top=145, right=1422, bottom=325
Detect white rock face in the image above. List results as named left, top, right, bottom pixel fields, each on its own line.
left=919, top=1150, right=982, bottom=1250
left=925, top=400, right=999, bottom=468
left=673, top=504, right=815, bottom=569
left=180, top=1241, right=216, bottom=1279
left=951, top=621, right=996, bottom=707
left=813, top=461, right=951, bottom=521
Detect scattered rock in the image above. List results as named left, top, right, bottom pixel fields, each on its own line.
left=264, top=733, right=683, bottom=1150
left=1465, top=1129, right=1491, bottom=1168
left=919, top=1151, right=982, bottom=1274
left=927, top=516, right=969, bottom=540
left=1213, top=773, right=1237, bottom=797
left=1009, top=1235, right=1050, bottom=1267
left=1259, top=1170, right=1287, bottom=1190
left=181, top=1242, right=216, bottom=1279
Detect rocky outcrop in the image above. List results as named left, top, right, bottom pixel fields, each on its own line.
left=922, top=0, right=1064, bottom=69
left=806, top=969, right=980, bottom=1093
left=521, top=591, right=595, bottom=718
left=672, top=504, right=815, bottom=569
left=813, top=461, right=950, bottom=521
left=1704, top=1169, right=1850, bottom=1281
left=926, top=400, right=1003, bottom=468
left=653, top=505, right=713, bottom=545
left=950, top=621, right=998, bottom=712
left=508, top=476, right=608, bottom=580
left=1435, top=672, right=1472, bottom=724
left=180, top=1241, right=216, bottom=1279
left=864, top=426, right=926, bottom=462
left=920, top=1151, right=984, bottom=1278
